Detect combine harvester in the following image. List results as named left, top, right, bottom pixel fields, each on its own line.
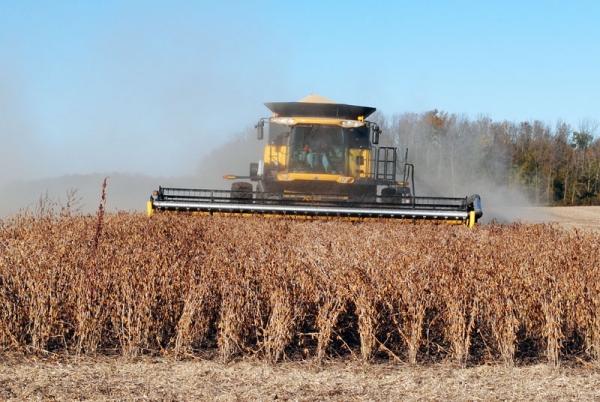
left=148, top=95, right=482, bottom=226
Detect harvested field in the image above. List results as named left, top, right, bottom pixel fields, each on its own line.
left=1, top=355, right=600, bottom=401
left=2, top=206, right=600, bottom=400
left=488, top=205, right=600, bottom=231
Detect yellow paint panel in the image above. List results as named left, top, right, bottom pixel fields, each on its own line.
left=348, top=148, right=371, bottom=178
left=147, top=201, right=153, bottom=216
left=264, top=144, right=288, bottom=169
left=270, top=116, right=364, bottom=126
left=150, top=209, right=469, bottom=225
left=276, top=173, right=354, bottom=183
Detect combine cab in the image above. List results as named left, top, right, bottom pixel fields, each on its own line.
left=148, top=95, right=483, bottom=226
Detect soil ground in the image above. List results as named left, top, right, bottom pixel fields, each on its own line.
left=485, top=205, right=600, bottom=231
left=3, top=206, right=600, bottom=401
left=1, top=355, right=600, bottom=401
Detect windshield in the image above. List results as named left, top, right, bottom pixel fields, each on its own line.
left=288, top=125, right=369, bottom=174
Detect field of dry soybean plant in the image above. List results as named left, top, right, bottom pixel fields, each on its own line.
left=2, top=208, right=600, bottom=365
left=2, top=206, right=600, bottom=400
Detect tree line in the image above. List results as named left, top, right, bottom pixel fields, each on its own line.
left=373, top=110, right=599, bottom=206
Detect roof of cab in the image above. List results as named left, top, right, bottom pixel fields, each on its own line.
left=264, top=94, right=376, bottom=120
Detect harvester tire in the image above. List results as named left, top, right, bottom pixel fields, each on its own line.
left=381, top=186, right=412, bottom=204
left=231, top=182, right=253, bottom=203
left=380, top=187, right=396, bottom=204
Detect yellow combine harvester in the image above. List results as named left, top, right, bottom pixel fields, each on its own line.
left=148, top=95, right=482, bottom=226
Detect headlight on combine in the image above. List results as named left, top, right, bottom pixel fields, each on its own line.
left=272, top=117, right=296, bottom=125
left=336, top=176, right=355, bottom=184
left=341, top=120, right=365, bottom=128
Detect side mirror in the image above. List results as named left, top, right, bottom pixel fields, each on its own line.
left=371, top=124, right=380, bottom=145
left=249, top=162, right=259, bottom=178
left=256, top=120, right=264, bottom=140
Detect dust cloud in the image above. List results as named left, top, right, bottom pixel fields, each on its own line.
left=375, top=111, right=545, bottom=224
left=0, top=127, right=265, bottom=219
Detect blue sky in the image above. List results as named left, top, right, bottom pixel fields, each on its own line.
left=1, top=0, right=599, bottom=181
